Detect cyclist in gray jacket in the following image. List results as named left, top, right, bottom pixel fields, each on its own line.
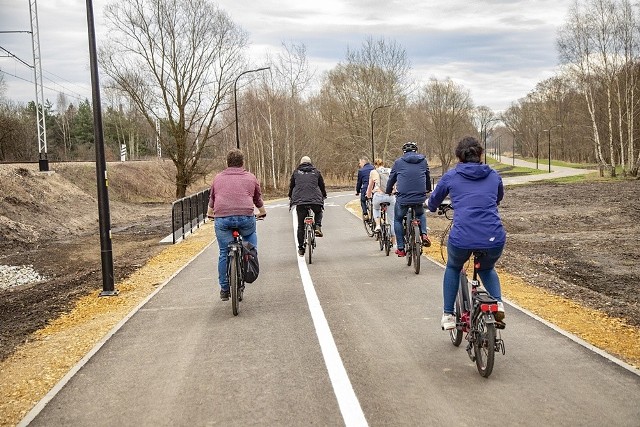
left=289, top=156, right=327, bottom=256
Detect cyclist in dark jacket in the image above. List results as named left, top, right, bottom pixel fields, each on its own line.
left=289, top=156, right=327, bottom=256
left=426, top=136, right=506, bottom=330
left=386, top=142, right=432, bottom=256
left=355, top=157, right=375, bottom=220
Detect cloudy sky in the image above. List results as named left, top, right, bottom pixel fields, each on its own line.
left=0, top=0, right=572, bottom=112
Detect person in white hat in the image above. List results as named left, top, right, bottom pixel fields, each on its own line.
left=288, top=156, right=327, bottom=256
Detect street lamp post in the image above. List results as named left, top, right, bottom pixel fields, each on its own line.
left=544, top=124, right=562, bottom=173
left=482, top=118, right=501, bottom=163
left=370, top=104, right=390, bottom=160
left=234, top=67, right=270, bottom=149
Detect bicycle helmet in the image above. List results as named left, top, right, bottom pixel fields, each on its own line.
left=402, top=141, right=418, bottom=153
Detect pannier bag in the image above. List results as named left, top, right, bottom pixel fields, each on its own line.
left=242, top=241, right=259, bottom=283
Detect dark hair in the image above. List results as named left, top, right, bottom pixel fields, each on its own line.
left=455, top=136, right=483, bottom=163
left=227, top=149, right=244, bottom=167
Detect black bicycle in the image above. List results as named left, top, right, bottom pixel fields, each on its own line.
left=378, top=202, right=392, bottom=256
left=304, top=208, right=316, bottom=264
left=438, top=202, right=505, bottom=378
left=402, top=205, right=422, bottom=274
left=226, top=216, right=265, bottom=316
left=362, top=197, right=376, bottom=237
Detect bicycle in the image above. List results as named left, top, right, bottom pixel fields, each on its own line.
left=378, top=202, right=392, bottom=256
left=226, top=216, right=265, bottom=316
left=303, top=208, right=316, bottom=264
left=402, top=204, right=422, bottom=274
left=362, top=197, right=376, bottom=237
left=437, top=202, right=505, bottom=378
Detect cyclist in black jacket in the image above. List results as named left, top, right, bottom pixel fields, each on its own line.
left=289, top=156, right=327, bottom=256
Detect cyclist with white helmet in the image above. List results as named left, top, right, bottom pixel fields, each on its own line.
left=385, top=141, right=432, bottom=256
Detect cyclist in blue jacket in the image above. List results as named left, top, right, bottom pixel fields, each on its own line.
left=386, top=142, right=432, bottom=256
left=426, top=136, right=506, bottom=330
left=355, top=157, right=375, bottom=220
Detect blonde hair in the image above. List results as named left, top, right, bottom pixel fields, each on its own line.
left=374, top=158, right=384, bottom=167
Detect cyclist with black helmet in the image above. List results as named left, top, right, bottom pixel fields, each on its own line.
left=385, top=141, right=432, bottom=256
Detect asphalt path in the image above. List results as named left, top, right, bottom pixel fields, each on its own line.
left=23, top=192, right=640, bottom=426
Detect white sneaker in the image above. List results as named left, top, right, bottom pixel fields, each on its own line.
left=496, top=301, right=505, bottom=321
left=441, top=313, right=456, bottom=330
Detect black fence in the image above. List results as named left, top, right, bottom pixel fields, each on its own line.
left=171, top=189, right=210, bottom=244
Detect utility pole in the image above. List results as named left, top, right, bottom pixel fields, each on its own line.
left=28, top=0, right=48, bottom=171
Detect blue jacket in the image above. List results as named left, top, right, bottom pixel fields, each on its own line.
left=427, top=162, right=506, bottom=249
left=356, top=162, right=374, bottom=194
left=385, top=152, right=431, bottom=205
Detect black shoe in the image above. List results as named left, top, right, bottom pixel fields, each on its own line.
left=298, top=248, right=305, bottom=256
left=220, top=290, right=230, bottom=301
left=315, top=226, right=323, bottom=237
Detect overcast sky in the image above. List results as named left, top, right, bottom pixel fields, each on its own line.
left=0, top=0, right=572, bottom=112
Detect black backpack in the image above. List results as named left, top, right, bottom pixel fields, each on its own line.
left=242, top=241, right=259, bottom=283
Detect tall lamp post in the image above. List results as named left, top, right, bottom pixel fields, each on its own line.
left=234, top=66, right=270, bottom=149
left=370, top=104, right=390, bottom=160
left=86, top=0, right=116, bottom=296
left=544, top=124, right=563, bottom=173
left=482, top=118, right=501, bottom=163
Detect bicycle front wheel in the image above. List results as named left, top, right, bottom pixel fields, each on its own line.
left=450, top=279, right=464, bottom=346
left=474, top=312, right=496, bottom=377
left=306, top=225, right=314, bottom=264
left=229, top=252, right=240, bottom=316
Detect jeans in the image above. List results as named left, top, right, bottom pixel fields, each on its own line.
left=393, top=203, right=427, bottom=249
left=214, top=215, right=257, bottom=291
left=372, top=193, right=396, bottom=236
left=360, top=192, right=368, bottom=216
left=443, top=242, right=504, bottom=314
left=296, top=204, right=323, bottom=248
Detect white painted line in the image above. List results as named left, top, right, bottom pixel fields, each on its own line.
left=291, top=210, right=368, bottom=427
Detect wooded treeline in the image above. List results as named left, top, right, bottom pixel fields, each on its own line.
left=1, top=0, right=638, bottom=198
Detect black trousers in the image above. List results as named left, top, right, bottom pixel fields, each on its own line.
left=296, top=204, right=323, bottom=248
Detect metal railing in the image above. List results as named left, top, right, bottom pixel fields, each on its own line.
left=171, top=189, right=210, bottom=244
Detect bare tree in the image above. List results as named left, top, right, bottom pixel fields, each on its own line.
left=320, top=36, right=410, bottom=167
left=418, top=78, right=474, bottom=172
left=100, top=0, right=249, bottom=197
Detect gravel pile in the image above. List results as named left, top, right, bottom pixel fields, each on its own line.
left=0, top=265, right=47, bottom=290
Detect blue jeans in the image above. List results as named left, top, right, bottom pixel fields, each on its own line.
left=393, top=203, right=427, bottom=249
left=214, top=216, right=257, bottom=291
left=360, top=192, right=368, bottom=216
left=443, top=242, right=504, bottom=314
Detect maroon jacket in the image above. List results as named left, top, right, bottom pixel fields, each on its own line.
left=208, top=167, right=264, bottom=217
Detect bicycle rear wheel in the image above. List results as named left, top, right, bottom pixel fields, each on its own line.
left=363, top=216, right=375, bottom=237
left=384, top=224, right=391, bottom=256
left=306, top=225, right=314, bottom=264
left=474, top=312, right=496, bottom=377
left=412, top=224, right=421, bottom=274
left=229, top=251, right=240, bottom=316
